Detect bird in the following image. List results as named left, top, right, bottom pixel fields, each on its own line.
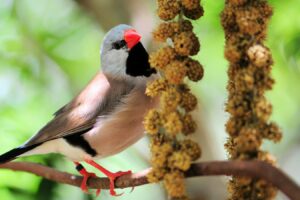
left=0, top=24, right=157, bottom=196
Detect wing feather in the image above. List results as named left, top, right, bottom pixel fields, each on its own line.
left=24, top=72, right=133, bottom=146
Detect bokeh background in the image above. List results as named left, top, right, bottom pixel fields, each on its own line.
left=0, top=0, right=299, bottom=199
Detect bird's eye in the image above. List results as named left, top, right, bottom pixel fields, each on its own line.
left=112, top=40, right=126, bottom=50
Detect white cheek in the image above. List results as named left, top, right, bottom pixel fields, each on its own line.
left=101, top=49, right=128, bottom=78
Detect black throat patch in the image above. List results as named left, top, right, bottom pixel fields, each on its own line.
left=126, top=42, right=156, bottom=77
left=64, top=127, right=97, bottom=157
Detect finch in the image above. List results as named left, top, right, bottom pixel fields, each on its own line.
left=0, top=24, right=157, bottom=196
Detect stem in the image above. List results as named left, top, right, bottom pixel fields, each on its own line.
left=0, top=160, right=299, bottom=199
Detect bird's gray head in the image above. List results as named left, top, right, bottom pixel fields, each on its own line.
left=100, top=24, right=156, bottom=81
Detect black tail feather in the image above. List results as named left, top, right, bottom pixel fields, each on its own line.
left=0, top=145, right=38, bottom=164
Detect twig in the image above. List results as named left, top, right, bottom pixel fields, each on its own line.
left=0, top=161, right=299, bottom=199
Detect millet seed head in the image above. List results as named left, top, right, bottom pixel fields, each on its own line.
left=164, top=171, right=186, bottom=198
left=168, top=151, right=192, bottom=171
left=144, top=109, right=162, bottom=135
left=153, top=21, right=193, bottom=42
left=163, top=111, right=183, bottom=136
left=253, top=97, right=272, bottom=122
left=151, top=142, right=173, bottom=168
left=258, top=150, right=276, bottom=165
left=153, top=22, right=177, bottom=42
left=180, top=139, right=201, bottom=161
left=259, top=122, right=282, bottom=142
left=180, top=91, right=198, bottom=112
left=235, top=7, right=265, bottom=35
left=233, top=127, right=262, bottom=153
left=164, top=60, right=187, bottom=84
left=181, top=0, right=200, bottom=10
left=182, top=114, right=197, bottom=135
left=149, top=46, right=176, bottom=70
left=183, top=5, right=204, bottom=20
left=174, top=31, right=200, bottom=56
left=147, top=167, right=167, bottom=183
left=247, top=44, right=273, bottom=68
left=184, top=58, right=204, bottom=81
left=146, top=78, right=169, bottom=97
left=157, top=0, right=180, bottom=21
left=229, top=0, right=248, bottom=6
left=161, top=87, right=181, bottom=112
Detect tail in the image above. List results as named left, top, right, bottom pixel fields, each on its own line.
left=0, top=145, right=38, bottom=164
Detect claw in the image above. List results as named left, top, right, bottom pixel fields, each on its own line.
left=74, top=162, right=101, bottom=195
left=80, top=172, right=96, bottom=193
left=96, top=188, right=101, bottom=197
left=129, top=186, right=135, bottom=193
left=108, top=170, right=132, bottom=196
left=85, top=160, right=132, bottom=196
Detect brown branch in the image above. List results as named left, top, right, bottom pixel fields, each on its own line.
left=0, top=161, right=299, bottom=199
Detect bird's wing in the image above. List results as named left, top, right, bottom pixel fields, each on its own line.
left=24, top=72, right=133, bottom=147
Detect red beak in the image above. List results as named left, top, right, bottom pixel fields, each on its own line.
left=124, top=29, right=141, bottom=49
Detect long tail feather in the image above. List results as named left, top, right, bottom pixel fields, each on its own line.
left=0, top=145, right=38, bottom=164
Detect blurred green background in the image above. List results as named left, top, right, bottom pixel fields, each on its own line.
left=0, top=0, right=299, bottom=199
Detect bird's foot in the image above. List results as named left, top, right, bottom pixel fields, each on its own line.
left=74, top=162, right=101, bottom=196
left=85, top=159, right=132, bottom=196
left=107, top=170, right=132, bottom=196
left=80, top=171, right=98, bottom=194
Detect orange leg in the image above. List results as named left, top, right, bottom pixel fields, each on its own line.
left=74, top=162, right=101, bottom=196
left=85, top=159, right=132, bottom=196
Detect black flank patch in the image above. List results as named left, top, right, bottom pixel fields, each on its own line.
left=64, top=128, right=97, bottom=157
left=126, top=42, right=156, bottom=77
left=75, top=163, right=84, bottom=171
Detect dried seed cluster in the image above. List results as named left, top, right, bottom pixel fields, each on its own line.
left=145, top=0, right=204, bottom=199
left=221, top=1, right=282, bottom=199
